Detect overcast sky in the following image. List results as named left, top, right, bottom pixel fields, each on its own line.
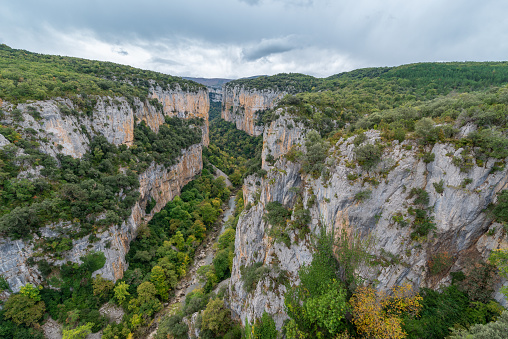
left=1, top=0, right=507, bottom=79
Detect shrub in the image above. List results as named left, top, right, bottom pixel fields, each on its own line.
left=252, top=312, right=278, bottom=339
left=433, top=180, right=444, bottom=194
left=241, top=263, right=271, bottom=293
left=62, top=323, right=93, bottom=339
left=428, top=252, right=454, bottom=276
left=421, top=152, right=435, bottom=163
left=409, top=188, right=429, bottom=206
left=301, top=130, right=329, bottom=177
left=355, top=143, right=382, bottom=170
left=351, top=284, right=422, bottom=339
left=155, top=314, right=188, bottom=339
left=492, top=190, right=508, bottom=223
left=448, top=310, right=508, bottom=338
left=415, top=118, right=438, bottom=143
left=354, top=190, right=372, bottom=202
left=264, top=202, right=291, bottom=228
left=3, top=294, right=46, bottom=326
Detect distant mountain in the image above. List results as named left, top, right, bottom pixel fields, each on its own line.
left=183, top=77, right=232, bottom=87
left=183, top=75, right=266, bottom=88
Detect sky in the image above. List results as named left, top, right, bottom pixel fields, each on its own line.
left=1, top=0, right=507, bottom=79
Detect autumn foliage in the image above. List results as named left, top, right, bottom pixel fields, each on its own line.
left=350, top=283, right=422, bottom=339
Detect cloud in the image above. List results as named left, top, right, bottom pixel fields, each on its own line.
left=149, top=57, right=181, bottom=66
left=238, top=0, right=261, bottom=5
left=1, top=0, right=508, bottom=79
left=242, top=37, right=300, bottom=61
left=113, top=48, right=128, bottom=56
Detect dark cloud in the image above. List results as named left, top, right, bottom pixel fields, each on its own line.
left=149, top=57, right=181, bottom=66
left=114, top=48, right=128, bottom=56
left=0, top=0, right=507, bottom=78
left=242, top=37, right=299, bottom=61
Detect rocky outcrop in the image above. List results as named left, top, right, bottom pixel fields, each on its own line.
left=261, top=112, right=306, bottom=171
left=208, top=87, right=223, bottom=103
left=0, top=134, right=9, bottom=148
left=229, top=116, right=508, bottom=329
left=0, top=144, right=202, bottom=293
left=221, top=85, right=284, bottom=136
left=148, top=85, right=210, bottom=145
left=6, top=86, right=209, bottom=159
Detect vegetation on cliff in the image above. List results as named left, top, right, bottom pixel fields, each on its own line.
left=0, top=116, right=202, bottom=239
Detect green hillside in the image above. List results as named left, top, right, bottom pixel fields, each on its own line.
left=0, top=45, right=204, bottom=104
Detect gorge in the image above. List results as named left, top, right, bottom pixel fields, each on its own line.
left=1, top=45, right=508, bottom=339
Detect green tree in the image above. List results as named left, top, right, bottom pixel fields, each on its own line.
left=201, top=298, right=232, bottom=336
left=151, top=265, right=170, bottom=300
left=3, top=294, right=46, bottom=326
left=62, top=323, right=93, bottom=339
left=253, top=312, right=278, bottom=339
left=114, top=281, right=130, bottom=305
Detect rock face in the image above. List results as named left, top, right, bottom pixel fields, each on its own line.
left=229, top=115, right=508, bottom=329
left=0, top=85, right=207, bottom=294
left=149, top=85, right=210, bottom=146
left=208, top=87, right=223, bottom=103
left=221, top=85, right=284, bottom=136
left=8, top=86, right=209, bottom=159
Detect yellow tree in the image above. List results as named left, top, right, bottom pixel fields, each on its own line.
left=350, top=283, right=422, bottom=339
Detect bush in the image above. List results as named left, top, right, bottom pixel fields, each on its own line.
left=355, top=143, right=382, bottom=171
left=428, top=252, right=453, bottom=276
left=448, top=310, right=508, bottom=338
left=433, top=180, right=444, bottom=194
left=493, top=190, right=508, bottom=223
left=241, top=263, right=271, bottom=293
left=354, top=190, right=372, bottom=202
left=155, top=314, right=188, bottom=339
left=253, top=312, right=278, bottom=339
left=201, top=298, right=232, bottom=336
left=264, top=202, right=291, bottom=228
left=3, top=294, right=46, bottom=326
left=301, top=130, right=329, bottom=177
left=421, top=152, right=435, bottom=163
left=403, top=286, right=502, bottom=339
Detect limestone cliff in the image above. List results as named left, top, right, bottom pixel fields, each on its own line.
left=7, top=85, right=209, bottom=159
left=221, top=85, right=284, bottom=136
left=0, top=85, right=208, bottom=295
left=148, top=85, right=210, bottom=146
left=229, top=115, right=508, bottom=329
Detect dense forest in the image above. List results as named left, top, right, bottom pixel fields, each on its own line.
left=0, top=44, right=204, bottom=104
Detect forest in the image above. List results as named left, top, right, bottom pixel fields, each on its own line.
left=0, top=44, right=204, bottom=104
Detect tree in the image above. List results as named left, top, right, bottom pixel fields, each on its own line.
left=3, top=294, right=46, bottom=326
left=489, top=248, right=508, bottom=300
left=201, top=298, right=231, bottom=336
left=253, top=312, right=278, bottom=339
left=114, top=281, right=130, bottom=305
left=19, top=283, right=42, bottom=301
left=62, top=323, right=93, bottom=339
left=92, top=274, right=114, bottom=298
left=151, top=265, right=169, bottom=300
left=448, top=310, right=508, bottom=338
left=350, top=284, right=422, bottom=339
